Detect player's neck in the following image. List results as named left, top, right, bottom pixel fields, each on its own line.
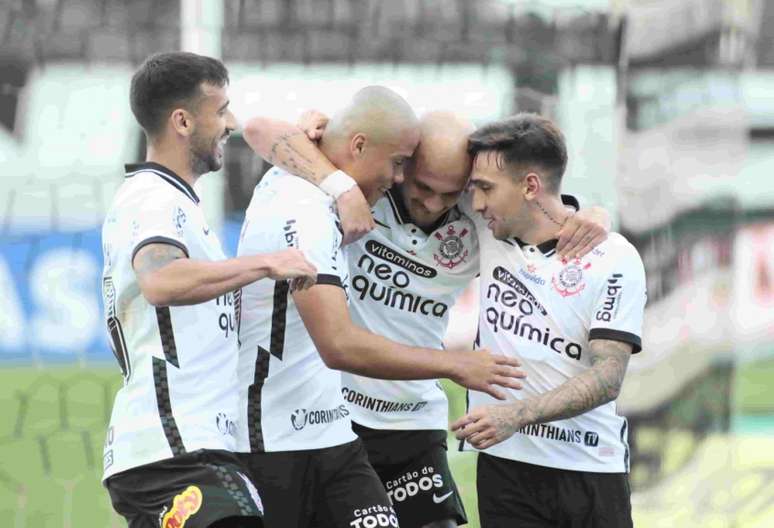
left=514, top=195, right=569, bottom=245
left=145, top=142, right=199, bottom=188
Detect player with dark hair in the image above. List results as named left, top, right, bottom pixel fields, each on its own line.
left=234, top=86, right=532, bottom=528
left=101, top=51, right=319, bottom=528
left=454, top=113, right=646, bottom=527
left=239, top=106, right=610, bottom=527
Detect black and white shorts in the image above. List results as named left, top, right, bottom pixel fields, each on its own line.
left=353, top=422, right=467, bottom=528
left=238, top=438, right=398, bottom=528
left=105, top=449, right=264, bottom=528
left=477, top=452, right=633, bottom=528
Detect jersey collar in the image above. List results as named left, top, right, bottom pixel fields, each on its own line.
left=124, top=162, right=200, bottom=204
left=385, top=186, right=454, bottom=235
left=511, top=237, right=558, bottom=256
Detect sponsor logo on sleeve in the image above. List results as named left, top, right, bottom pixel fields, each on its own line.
left=161, top=485, right=202, bottom=528
left=283, top=218, right=298, bottom=248
left=595, top=273, right=624, bottom=322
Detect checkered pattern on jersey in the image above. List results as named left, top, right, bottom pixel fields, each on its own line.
left=248, top=347, right=271, bottom=452
left=155, top=307, right=179, bottom=367
left=152, top=357, right=186, bottom=456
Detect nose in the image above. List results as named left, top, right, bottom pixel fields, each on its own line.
left=423, top=194, right=445, bottom=214
left=471, top=187, right=485, bottom=213
left=393, top=166, right=405, bottom=185
left=226, top=109, right=238, bottom=133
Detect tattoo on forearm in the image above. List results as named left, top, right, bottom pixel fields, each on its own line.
left=133, top=243, right=186, bottom=278
left=525, top=340, right=631, bottom=425
left=268, top=132, right=327, bottom=184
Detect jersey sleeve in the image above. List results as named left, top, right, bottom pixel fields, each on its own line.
left=293, top=205, right=343, bottom=287
left=239, top=198, right=343, bottom=287
left=125, top=188, right=190, bottom=261
left=588, top=243, right=647, bottom=353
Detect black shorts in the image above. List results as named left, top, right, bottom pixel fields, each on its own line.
left=477, top=452, right=632, bottom=528
left=353, top=422, right=467, bottom=528
left=238, top=438, right=397, bottom=528
left=105, top=449, right=264, bottom=528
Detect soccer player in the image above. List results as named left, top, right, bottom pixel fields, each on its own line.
left=240, top=107, right=609, bottom=528
left=101, top=51, right=319, bottom=528
left=234, top=86, right=530, bottom=528
left=452, top=114, right=646, bottom=527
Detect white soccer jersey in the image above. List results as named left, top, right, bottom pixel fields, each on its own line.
left=342, top=189, right=480, bottom=430
left=101, top=163, right=241, bottom=481
left=463, top=206, right=646, bottom=473
left=236, top=168, right=356, bottom=453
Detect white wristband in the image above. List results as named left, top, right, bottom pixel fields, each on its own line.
left=319, top=170, right=357, bottom=199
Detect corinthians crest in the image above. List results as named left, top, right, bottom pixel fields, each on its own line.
left=434, top=224, right=469, bottom=269
left=552, top=258, right=591, bottom=297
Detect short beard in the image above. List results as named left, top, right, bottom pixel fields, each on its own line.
left=189, top=141, right=221, bottom=175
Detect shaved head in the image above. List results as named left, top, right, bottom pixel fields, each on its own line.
left=325, top=85, right=418, bottom=145
left=414, top=111, right=476, bottom=185
left=395, top=111, right=477, bottom=230
left=320, top=86, right=420, bottom=205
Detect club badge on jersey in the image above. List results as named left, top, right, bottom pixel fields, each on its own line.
left=433, top=224, right=470, bottom=269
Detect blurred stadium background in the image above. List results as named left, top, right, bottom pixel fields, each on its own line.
left=1, top=0, right=773, bottom=526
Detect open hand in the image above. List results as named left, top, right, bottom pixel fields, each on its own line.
left=450, top=349, right=526, bottom=400
left=557, top=206, right=610, bottom=260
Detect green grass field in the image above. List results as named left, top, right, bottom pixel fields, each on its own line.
left=1, top=360, right=772, bottom=527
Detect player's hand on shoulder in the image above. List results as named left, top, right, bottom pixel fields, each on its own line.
left=337, top=186, right=375, bottom=245
left=450, top=349, right=526, bottom=400
left=451, top=402, right=527, bottom=450
left=297, top=109, right=329, bottom=141
left=557, top=205, right=611, bottom=260
left=262, top=248, right=317, bottom=290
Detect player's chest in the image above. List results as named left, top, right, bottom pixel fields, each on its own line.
left=347, top=227, right=475, bottom=298
left=175, top=205, right=226, bottom=261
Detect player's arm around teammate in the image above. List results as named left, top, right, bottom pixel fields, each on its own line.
left=452, top=338, right=632, bottom=449
left=243, top=114, right=374, bottom=245
left=293, top=280, right=524, bottom=400
left=132, top=242, right=316, bottom=306
left=247, top=111, right=611, bottom=260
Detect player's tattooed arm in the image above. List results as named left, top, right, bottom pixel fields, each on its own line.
left=243, top=117, right=336, bottom=185
left=243, top=115, right=375, bottom=244
left=132, top=242, right=316, bottom=307
left=452, top=339, right=632, bottom=449
left=133, top=243, right=187, bottom=278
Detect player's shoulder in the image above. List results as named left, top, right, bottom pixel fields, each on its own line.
left=249, top=167, right=333, bottom=218
left=589, top=233, right=644, bottom=273
left=119, top=166, right=195, bottom=210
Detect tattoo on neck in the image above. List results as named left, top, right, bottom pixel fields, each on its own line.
left=534, top=200, right=569, bottom=228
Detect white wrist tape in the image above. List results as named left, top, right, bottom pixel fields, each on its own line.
left=319, top=170, right=357, bottom=199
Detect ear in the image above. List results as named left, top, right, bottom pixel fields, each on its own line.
left=350, top=133, right=366, bottom=159
left=170, top=107, right=195, bottom=138
left=523, top=172, right=542, bottom=200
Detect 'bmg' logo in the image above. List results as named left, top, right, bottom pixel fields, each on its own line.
left=584, top=432, right=599, bottom=447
